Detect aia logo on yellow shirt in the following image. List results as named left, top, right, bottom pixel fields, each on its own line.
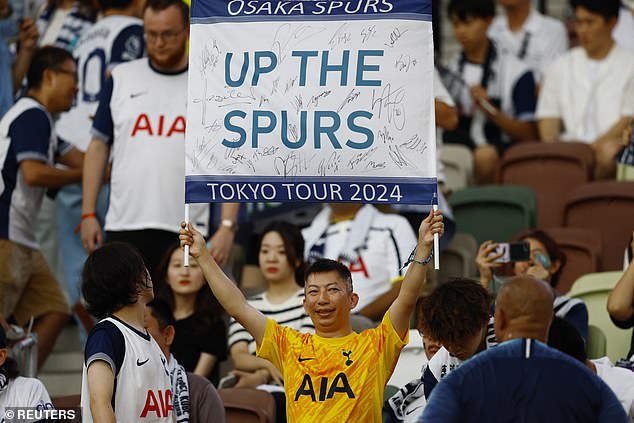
left=294, top=372, right=355, bottom=402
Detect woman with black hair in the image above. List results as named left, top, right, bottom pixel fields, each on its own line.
left=476, top=230, right=589, bottom=342
left=0, top=326, right=53, bottom=416
left=156, top=243, right=227, bottom=386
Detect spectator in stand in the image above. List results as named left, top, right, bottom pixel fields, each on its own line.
left=145, top=299, right=226, bottom=423
left=80, top=242, right=173, bottom=422
left=548, top=316, right=634, bottom=421
left=179, top=210, right=444, bottom=422
left=302, top=203, right=417, bottom=323
left=157, top=243, right=227, bottom=386
left=607, top=231, right=634, bottom=360
left=79, top=0, right=239, bottom=279
left=383, top=279, right=495, bottom=423
left=476, top=230, right=589, bottom=342
left=0, top=46, right=83, bottom=368
left=420, top=276, right=627, bottom=423
left=55, top=0, right=145, bottom=315
left=537, top=0, right=634, bottom=179
left=0, top=326, right=54, bottom=416
left=488, top=0, right=568, bottom=80
left=442, top=0, right=537, bottom=185
left=417, top=279, right=496, bottom=401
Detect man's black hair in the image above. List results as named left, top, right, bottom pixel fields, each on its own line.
left=448, top=0, right=496, bottom=21
left=418, top=278, right=491, bottom=345
left=26, top=46, right=74, bottom=90
left=82, top=242, right=151, bottom=319
left=304, top=259, right=353, bottom=293
left=547, top=316, right=587, bottom=363
left=147, top=298, right=176, bottom=331
left=570, top=0, right=620, bottom=21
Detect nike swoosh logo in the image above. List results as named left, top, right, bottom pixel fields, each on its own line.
left=298, top=356, right=315, bottom=362
left=136, top=358, right=150, bottom=366
left=405, top=405, right=423, bottom=415
left=130, top=91, right=147, bottom=99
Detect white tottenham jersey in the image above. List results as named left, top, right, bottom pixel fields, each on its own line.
left=80, top=317, right=173, bottom=422
left=55, top=15, right=144, bottom=151
left=0, top=98, right=69, bottom=249
left=92, top=58, right=209, bottom=234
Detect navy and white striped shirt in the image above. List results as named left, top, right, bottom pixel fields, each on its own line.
left=228, top=288, right=314, bottom=354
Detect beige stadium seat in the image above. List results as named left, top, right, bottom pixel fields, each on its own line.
left=568, top=272, right=631, bottom=362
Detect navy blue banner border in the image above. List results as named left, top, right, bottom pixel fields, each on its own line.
left=185, top=175, right=438, bottom=204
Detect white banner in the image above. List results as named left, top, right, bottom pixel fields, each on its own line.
left=186, top=0, right=436, bottom=204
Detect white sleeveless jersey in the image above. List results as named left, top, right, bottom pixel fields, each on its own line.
left=80, top=317, right=173, bottom=422
left=56, top=15, right=144, bottom=151
left=96, top=58, right=209, bottom=234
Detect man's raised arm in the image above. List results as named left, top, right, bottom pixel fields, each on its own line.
left=389, top=210, right=443, bottom=338
left=180, top=222, right=268, bottom=346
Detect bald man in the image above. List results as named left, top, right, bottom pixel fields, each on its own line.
left=419, top=276, right=627, bottom=423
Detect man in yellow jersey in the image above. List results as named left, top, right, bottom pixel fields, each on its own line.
left=179, top=209, right=444, bottom=422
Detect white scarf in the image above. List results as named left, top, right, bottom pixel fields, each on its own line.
left=303, top=204, right=379, bottom=262
left=168, top=356, right=190, bottom=423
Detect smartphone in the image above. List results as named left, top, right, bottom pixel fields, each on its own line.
left=492, top=242, right=530, bottom=263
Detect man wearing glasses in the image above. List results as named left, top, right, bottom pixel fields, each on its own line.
left=81, top=0, right=212, bottom=279
left=0, top=46, right=83, bottom=368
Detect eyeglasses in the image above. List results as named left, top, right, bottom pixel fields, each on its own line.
left=52, top=68, right=78, bottom=82
left=144, top=28, right=186, bottom=43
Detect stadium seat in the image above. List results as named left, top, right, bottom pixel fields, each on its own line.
left=563, top=181, right=634, bottom=270
left=383, top=385, right=400, bottom=402
left=218, top=388, right=276, bottom=423
left=568, top=272, right=631, bottom=362
left=449, top=185, right=536, bottom=246
left=586, top=325, right=607, bottom=360
left=439, top=144, right=474, bottom=194
left=542, top=227, right=603, bottom=295
left=498, top=142, right=594, bottom=227
left=438, top=232, right=478, bottom=282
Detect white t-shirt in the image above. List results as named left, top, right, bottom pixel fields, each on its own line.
left=0, top=377, right=53, bottom=423
left=488, top=8, right=568, bottom=80
left=56, top=15, right=144, bottom=151
left=537, top=45, right=634, bottom=143
left=91, top=59, right=209, bottom=234
left=0, top=98, right=71, bottom=249
left=593, top=356, right=634, bottom=421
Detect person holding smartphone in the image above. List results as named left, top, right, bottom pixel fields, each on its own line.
left=476, top=230, right=589, bottom=342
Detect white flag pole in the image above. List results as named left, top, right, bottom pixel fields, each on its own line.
left=184, top=203, right=190, bottom=267
left=433, top=193, right=440, bottom=270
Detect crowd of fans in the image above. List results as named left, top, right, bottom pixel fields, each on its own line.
left=0, top=0, right=634, bottom=421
